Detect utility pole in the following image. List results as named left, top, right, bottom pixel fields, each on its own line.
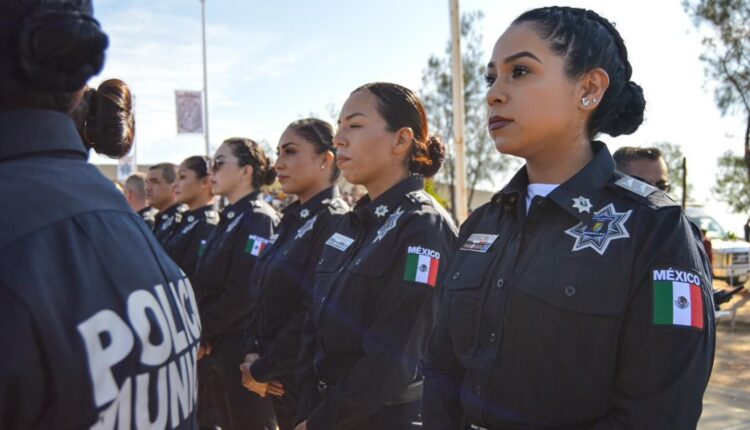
left=200, top=0, right=210, bottom=156
left=450, top=0, right=468, bottom=222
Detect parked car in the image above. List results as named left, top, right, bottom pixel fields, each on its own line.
left=685, top=207, right=750, bottom=286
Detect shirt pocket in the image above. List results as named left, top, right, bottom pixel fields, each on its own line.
left=445, top=253, right=493, bottom=360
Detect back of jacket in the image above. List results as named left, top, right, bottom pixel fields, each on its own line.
left=0, top=111, right=200, bottom=429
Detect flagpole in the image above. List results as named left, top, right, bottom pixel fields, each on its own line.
left=450, top=0, right=468, bottom=223
left=200, top=0, right=210, bottom=156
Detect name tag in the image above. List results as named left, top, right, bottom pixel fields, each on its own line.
left=460, top=233, right=499, bottom=253
left=326, top=232, right=355, bottom=252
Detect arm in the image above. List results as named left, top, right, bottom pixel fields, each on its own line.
left=201, top=213, right=274, bottom=340
left=306, top=216, right=455, bottom=430
left=591, top=211, right=715, bottom=429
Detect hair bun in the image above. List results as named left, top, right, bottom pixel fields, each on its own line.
left=419, top=135, right=445, bottom=178
left=19, top=4, right=108, bottom=92
left=263, top=166, right=278, bottom=186
left=599, top=81, right=646, bottom=137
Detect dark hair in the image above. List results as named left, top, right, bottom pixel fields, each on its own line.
left=149, top=162, right=178, bottom=184
left=0, top=0, right=108, bottom=112
left=71, top=79, right=135, bottom=158
left=181, top=155, right=211, bottom=179
left=287, top=118, right=340, bottom=182
left=353, top=82, right=445, bottom=178
left=223, top=137, right=277, bottom=189
left=513, top=7, right=646, bottom=137
left=612, top=146, right=662, bottom=170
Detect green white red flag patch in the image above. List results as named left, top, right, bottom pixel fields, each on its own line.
left=244, top=235, right=270, bottom=256
left=652, top=268, right=704, bottom=330
left=404, top=246, right=440, bottom=287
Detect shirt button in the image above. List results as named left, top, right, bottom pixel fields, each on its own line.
left=489, top=333, right=497, bottom=343
left=355, top=258, right=362, bottom=266
left=318, top=258, right=325, bottom=265
left=496, top=278, right=504, bottom=288
left=452, top=272, right=461, bottom=280
left=564, top=286, right=577, bottom=297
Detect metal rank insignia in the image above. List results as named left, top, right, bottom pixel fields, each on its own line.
left=460, top=233, right=499, bottom=253
left=565, top=203, right=632, bottom=255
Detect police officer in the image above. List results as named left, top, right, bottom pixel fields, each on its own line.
left=239, top=118, right=350, bottom=430
left=295, top=83, right=458, bottom=430
left=147, top=162, right=186, bottom=244
left=125, top=172, right=159, bottom=228
left=0, top=1, right=200, bottom=427
left=195, top=137, right=280, bottom=430
left=423, top=7, right=715, bottom=429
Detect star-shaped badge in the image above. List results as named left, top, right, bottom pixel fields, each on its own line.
left=564, top=203, right=632, bottom=256
left=374, top=205, right=389, bottom=217
left=571, top=196, right=593, bottom=214
left=295, top=215, right=318, bottom=240
left=300, top=209, right=310, bottom=219
left=227, top=211, right=235, bottom=219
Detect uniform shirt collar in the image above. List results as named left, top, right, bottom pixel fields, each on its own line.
left=158, top=203, right=184, bottom=220
left=283, top=186, right=339, bottom=221
left=223, top=190, right=262, bottom=219
left=498, top=141, right=615, bottom=223
left=0, top=110, right=87, bottom=162
left=183, top=204, right=214, bottom=223
left=354, top=175, right=424, bottom=220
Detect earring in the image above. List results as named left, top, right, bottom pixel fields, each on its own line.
left=592, top=98, right=598, bottom=104
left=581, top=97, right=591, bottom=108
left=320, top=165, right=326, bottom=170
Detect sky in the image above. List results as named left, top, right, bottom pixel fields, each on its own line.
left=88, top=0, right=749, bottom=233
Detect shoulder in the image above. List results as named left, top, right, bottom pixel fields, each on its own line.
left=610, top=173, right=680, bottom=211
left=250, top=199, right=280, bottom=222
left=403, top=190, right=458, bottom=234
left=322, top=196, right=350, bottom=216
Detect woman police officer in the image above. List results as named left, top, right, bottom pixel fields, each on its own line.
left=239, top=118, right=350, bottom=430
left=294, top=83, right=458, bottom=430
left=423, top=7, right=714, bottom=429
left=0, top=1, right=201, bottom=427
left=194, top=137, right=280, bottom=430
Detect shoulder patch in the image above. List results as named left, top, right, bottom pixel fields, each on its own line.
left=615, top=176, right=658, bottom=197
left=652, top=266, right=705, bottom=331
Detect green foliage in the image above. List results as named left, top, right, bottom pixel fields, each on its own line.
left=713, top=150, right=750, bottom=213
left=651, top=141, right=692, bottom=200
left=424, top=178, right=450, bottom=209
left=420, top=11, right=515, bottom=213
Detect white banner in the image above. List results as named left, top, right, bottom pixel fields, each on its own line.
left=117, top=153, right=137, bottom=181
left=175, top=90, right=204, bottom=134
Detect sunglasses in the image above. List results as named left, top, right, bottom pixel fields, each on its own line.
left=654, top=180, right=671, bottom=193
left=212, top=159, right=241, bottom=173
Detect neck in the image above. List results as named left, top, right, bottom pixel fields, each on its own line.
left=131, top=200, right=147, bottom=212
left=227, top=185, right=256, bottom=205
left=526, top=136, right=593, bottom=184
left=155, top=200, right=175, bottom=213
left=297, top=180, right=331, bottom=205
left=186, top=194, right=213, bottom=211
left=364, top=169, right=410, bottom=201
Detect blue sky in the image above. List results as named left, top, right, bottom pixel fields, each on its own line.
left=88, top=0, right=748, bottom=228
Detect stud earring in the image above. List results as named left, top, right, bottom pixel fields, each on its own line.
left=581, top=97, right=591, bottom=108
left=320, top=165, right=326, bottom=170
left=592, top=98, right=598, bottom=104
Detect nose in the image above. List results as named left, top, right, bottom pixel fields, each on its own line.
left=274, top=157, right=285, bottom=171
left=333, top=129, right=346, bottom=149
left=485, top=81, right=508, bottom=106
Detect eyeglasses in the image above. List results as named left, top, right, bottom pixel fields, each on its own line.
left=654, top=180, right=671, bottom=192
left=212, top=159, right=241, bottom=173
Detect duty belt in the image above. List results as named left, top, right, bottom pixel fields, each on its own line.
left=317, top=379, right=423, bottom=405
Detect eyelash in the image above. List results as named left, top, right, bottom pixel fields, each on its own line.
left=484, top=74, right=496, bottom=87
left=484, top=65, right=530, bottom=87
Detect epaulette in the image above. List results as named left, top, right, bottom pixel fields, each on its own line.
left=324, top=197, right=350, bottom=214
left=407, top=190, right=458, bottom=233
left=205, top=210, right=220, bottom=225
left=613, top=175, right=679, bottom=210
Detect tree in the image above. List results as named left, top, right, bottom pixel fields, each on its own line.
left=684, top=0, right=750, bottom=180
left=713, top=150, right=750, bottom=213
left=420, top=11, right=514, bottom=214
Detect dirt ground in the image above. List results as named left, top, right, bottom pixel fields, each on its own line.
left=710, top=287, right=750, bottom=391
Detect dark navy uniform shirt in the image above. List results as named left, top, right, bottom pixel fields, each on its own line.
left=154, top=203, right=186, bottom=245
left=163, top=204, right=219, bottom=288
left=0, top=111, right=200, bottom=429
left=194, top=191, right=280, bottom=342
left=249, top=187, right=349, bottom=387
left=424, top=142, right=715, bottom=429
left=297, top=176, right=458, bottom=430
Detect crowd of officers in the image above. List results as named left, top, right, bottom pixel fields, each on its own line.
left=1, top=1, right=716, bottom=430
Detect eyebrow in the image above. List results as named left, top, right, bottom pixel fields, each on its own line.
left=338, top=112, right=366, bottom=124
left=487, top=51, right=543, bottom=69
left=280, top=142, right=296, bottom=150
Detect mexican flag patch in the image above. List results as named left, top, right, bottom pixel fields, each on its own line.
left=403, top=246, right=440, bottom=287
left=197, top=239, right=207, bottom=257
left=244, top=235, right=270, bottom=256
left=652, top=268, right=704, bottom=330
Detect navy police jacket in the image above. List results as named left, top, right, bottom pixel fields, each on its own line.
left=163, top=204, right=219, bottom=287
left=423, top=142, right=715, bottom=429
left=154, top=203, right=186, bottom=245
left=0, top=111, right=200, bottom=429
left=194, top=191, right=280, bottom=342
left=249, top=187, right=349, bottom=389
left=296, top=176, right=458, bottom=430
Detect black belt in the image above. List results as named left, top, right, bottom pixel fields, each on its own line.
left=317, top=379, right=423, bottom=406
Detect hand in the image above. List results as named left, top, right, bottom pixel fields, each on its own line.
left=267, top=380, right=285, bottom=397
left=239, top=360, right=270, bottom=397
left=197, top=342, right=212, bottom=360
left=294, top=421, right=307, bottom=430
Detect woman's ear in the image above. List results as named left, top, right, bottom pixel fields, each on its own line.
left=393, top=127, right=414, bottom=156
left=578, top=67, right=610, bottom=112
